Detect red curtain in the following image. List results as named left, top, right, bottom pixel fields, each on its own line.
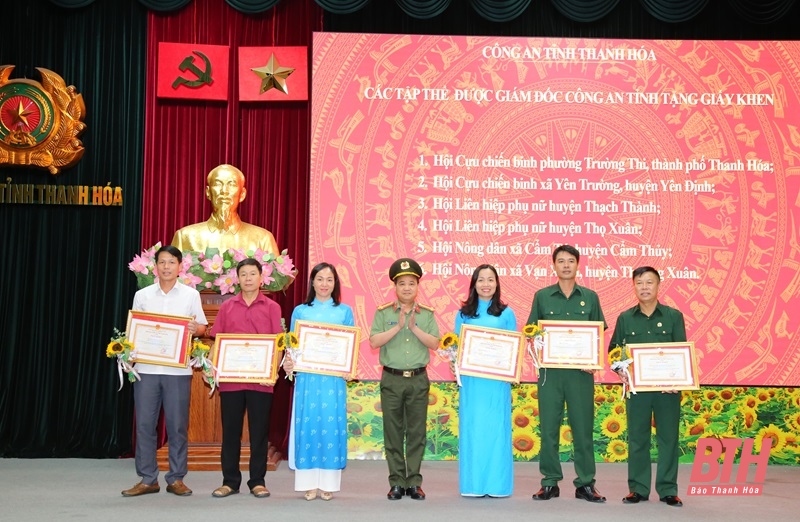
left=142, top=0, right=323, bottom=451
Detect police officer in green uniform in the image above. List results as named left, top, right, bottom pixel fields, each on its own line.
left=527, top=245, right=607, bottom=503
left=609, top=266, right=686, bottom=507
left=369, top=258, right=440, bottom=501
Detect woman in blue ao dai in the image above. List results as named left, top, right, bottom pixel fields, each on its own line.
left=454, top=264, right=516, bottom=497
left=286, top=262, right=354, bottom=501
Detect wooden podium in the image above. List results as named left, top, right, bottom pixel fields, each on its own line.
left=156, top=291, right=283, bottom=471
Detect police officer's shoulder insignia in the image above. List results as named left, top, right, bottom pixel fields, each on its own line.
left=417, top=303, right=435, bottom=312
left=377, top=301, right=395, bottom=311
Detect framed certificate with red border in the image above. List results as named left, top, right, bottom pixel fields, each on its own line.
left=537, top=320, right=604, bottom=370
left=293, top=320, right=361, bottom=378
left=211, top=334, right=280, bottom=385
left=126, top=310, right=192, bottom=368
left=457, top=324, right=525, bottom=383
left=628, top=342, right=700, bottom=392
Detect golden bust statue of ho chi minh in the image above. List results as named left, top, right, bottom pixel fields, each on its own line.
left=171, top=164, right=279, bottom=254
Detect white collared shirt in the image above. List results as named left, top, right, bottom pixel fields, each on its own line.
left=131, top=282, right=208, bottom=376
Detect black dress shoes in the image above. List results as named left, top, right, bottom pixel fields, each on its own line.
left=660, top=495, right=683, bottom=507
left=406, top=486, right=426, bottom=500
left=622, top=492, right=648, bottom=504
left=387, top=486, right=404, bottom=500
left=532, top=485, right=560, bottom=500
left=575, top=485, right=606, bottom=503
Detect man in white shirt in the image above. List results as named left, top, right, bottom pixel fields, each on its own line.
left=122, top=245, right=207, bottom=497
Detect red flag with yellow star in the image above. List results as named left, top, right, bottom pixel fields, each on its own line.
left=238, top=46, right=308, bottom=101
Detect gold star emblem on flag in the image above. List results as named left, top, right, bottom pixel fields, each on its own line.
left=251, top=53, right=295, bottom=95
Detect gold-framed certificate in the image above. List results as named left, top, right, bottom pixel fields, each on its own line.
left=126, top=310, right=192, bottom=368
left=457, top=324, right=525, bottom=383
left=537, top=320, right=605, bottom=370
left=293, top=320, right=361, bottom=378
left=627, top=342, right=700, bottom=392
left=211, top=334, right=280, bottom=385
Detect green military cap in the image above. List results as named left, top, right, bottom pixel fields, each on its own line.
left=389, top=258, right=423, bottom=281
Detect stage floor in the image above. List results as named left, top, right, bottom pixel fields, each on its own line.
left=3, top=458, right=795, bottom=521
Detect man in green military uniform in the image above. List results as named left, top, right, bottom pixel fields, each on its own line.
left=609, top=266, right=686, bottom=507
left=527, top=244, right=607, bottom=503
left=369, top=258, right=440, bottom=501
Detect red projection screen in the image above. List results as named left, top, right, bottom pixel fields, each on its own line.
left=309, top=33, right=800, bottom=385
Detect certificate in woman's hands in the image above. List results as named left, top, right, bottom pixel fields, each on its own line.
left=627, top=342, right=700, bottom=391
left=293, top=320, right=361, bottom=378
left=537, top=320, right=604, bottom=370
left=457, top=325, right=525, bottom=383
left=126, top=310, right=192, bottom=368
left=211, top=334, right=280, bottom=384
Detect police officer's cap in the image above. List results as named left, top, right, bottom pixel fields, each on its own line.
left=389, top=258, right=423, bottom=281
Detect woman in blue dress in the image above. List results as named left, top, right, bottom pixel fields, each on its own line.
left=454, top=264, right=516, bottom=497
left=285, top=262, right=354, bottom=501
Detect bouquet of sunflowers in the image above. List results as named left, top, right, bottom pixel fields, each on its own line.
left=608, top=344, right=635, bottom=398
left=106, top=328, right=139, bottom=390
left=189, top=338, right=216, bottom=394
left=437, top=332, right=461, bottom=386
left=277, top=318, right=300, bottom=381
left=522, top=323, right=546, bottom=371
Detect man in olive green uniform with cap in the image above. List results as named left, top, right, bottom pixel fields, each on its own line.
left=370, top=258, right=440, bottom=501
left=527, top=244, right=607, bottom=503
left=609, top=266, right=686, bottom=508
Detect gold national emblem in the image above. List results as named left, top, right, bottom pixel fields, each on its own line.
left=0, top=65, right=86, bottom=174
left=400, top=261, right=410, bottom=270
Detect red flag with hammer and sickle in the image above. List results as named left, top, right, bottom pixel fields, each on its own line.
left=156, top=42, right=230, bottom=100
